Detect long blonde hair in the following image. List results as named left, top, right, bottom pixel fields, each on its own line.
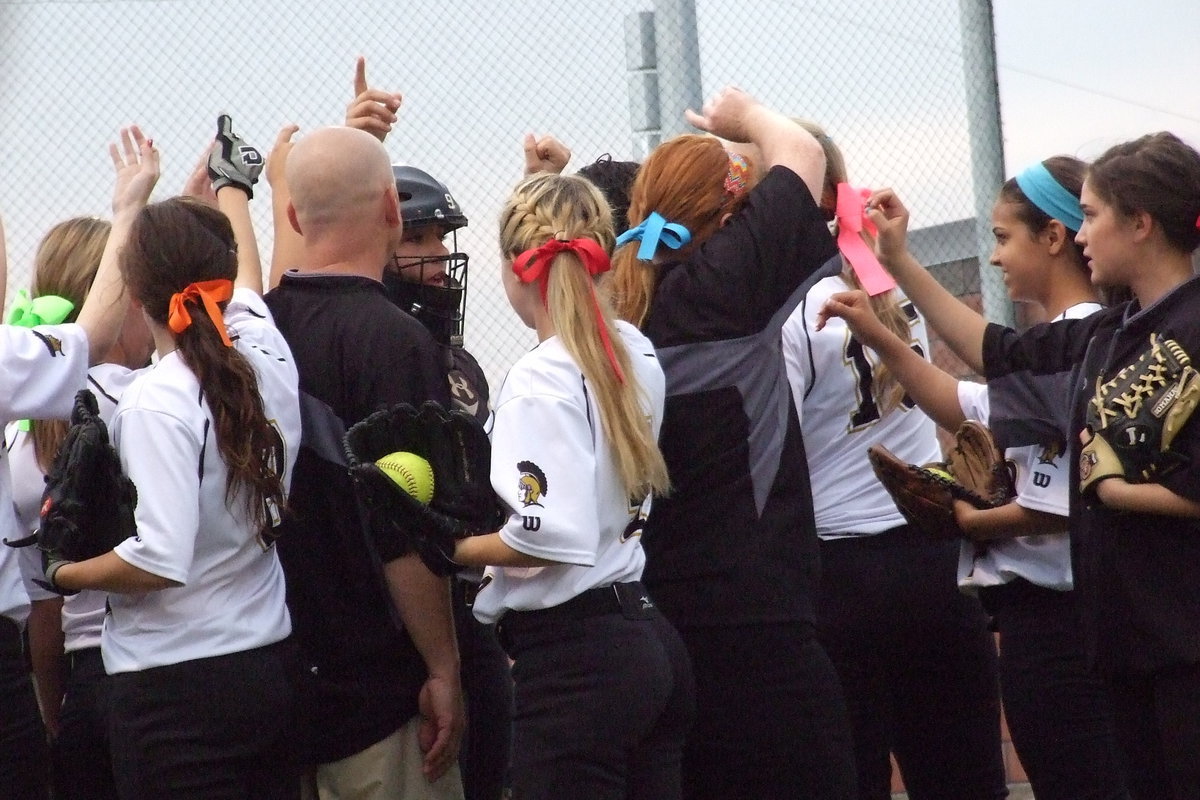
left=797, top=119, right=913, bottom=413
left=29, top=217, right=111, bottom=471
left=499, top=174, right=670, bottom=499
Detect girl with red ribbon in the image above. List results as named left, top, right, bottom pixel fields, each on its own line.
left=451, top=172, right=693, bottom=799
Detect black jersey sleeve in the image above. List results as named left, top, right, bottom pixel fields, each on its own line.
left=651, top=165, right=837, bottom=344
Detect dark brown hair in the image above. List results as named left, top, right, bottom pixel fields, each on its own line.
left=121, top=198, right=284, bottom=532
left=998, top=155, right=1089, bottom=272
left=1087, top=132, right=1200, bottom=254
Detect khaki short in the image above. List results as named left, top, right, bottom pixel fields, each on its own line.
left=301, top=716, right=465, bottom=800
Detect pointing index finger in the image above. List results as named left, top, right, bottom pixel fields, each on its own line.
left=354, top=56, right=369, bottom=97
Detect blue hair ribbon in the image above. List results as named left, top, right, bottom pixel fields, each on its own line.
left=1013, top=162, right=1084, bottom=232
left=616, top=211, right=692, bottom=261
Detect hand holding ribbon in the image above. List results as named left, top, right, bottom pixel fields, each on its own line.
left=836, top=183, right=896, bottom=297
left=8, top=290, right=75, bottom=328
left=168, top=279, right=233, bottom=347
left=615, top=212, right=691, bottom=261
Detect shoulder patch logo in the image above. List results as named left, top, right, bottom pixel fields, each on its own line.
left=31, top=330, right=64, bottom=357
left=516, top=460, right=547, bottom=508
left=1036, top=440, right=1064, bottom=466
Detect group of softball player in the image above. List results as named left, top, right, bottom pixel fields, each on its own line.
left=1, top=63, right=1199, bottom=800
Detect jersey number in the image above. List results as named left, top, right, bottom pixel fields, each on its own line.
left=845, top=304, right=925, bottom=430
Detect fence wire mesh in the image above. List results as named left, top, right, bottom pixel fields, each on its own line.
left=1, top=0, right=1004, bottom=387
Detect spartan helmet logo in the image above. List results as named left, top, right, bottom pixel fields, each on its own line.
left=516, top=460, right=547, bottom=508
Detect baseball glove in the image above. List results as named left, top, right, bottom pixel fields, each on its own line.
left=344, top=401, right=504, bottom=576
left=25, top=390, right=138, bottom=594
left=868, top=419, right=1012, bottom=540
left=1079, top=333, right=1200, bottom=495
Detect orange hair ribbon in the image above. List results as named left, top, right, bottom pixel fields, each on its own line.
left=168, top=279, right=234, bottom=347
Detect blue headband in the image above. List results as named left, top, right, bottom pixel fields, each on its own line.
left=1013, top=162, right=1084, bottom=232
left=615, top=211, right=692, bottom=261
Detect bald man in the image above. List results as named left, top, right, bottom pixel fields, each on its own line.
left=264, top=127, right=465, bottom=800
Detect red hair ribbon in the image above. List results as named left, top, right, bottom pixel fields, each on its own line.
left=168, top=279, right=234, bottom=347
left=724, top=152, right=750, bottom=198
left=1195, top=212, right=1200, bottom=230
left=512, top=238, right=626, bottom=384
left=835, top=183, right=896, bottom=296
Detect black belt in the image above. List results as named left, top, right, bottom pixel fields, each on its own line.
left=66, top=646, right=104, bottom=673
left=497, top=581, right=656, bottom=651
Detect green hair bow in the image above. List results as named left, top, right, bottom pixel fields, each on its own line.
left=8, top=290, right=75, bottom=328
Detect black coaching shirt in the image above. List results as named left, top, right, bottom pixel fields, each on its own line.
left=983, top=275, right=1200, bottom=674
left=265, top=271, right=449, bottom=762
left=640, top=165, right=840, bottom=629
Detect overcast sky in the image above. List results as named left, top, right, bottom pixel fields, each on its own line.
left=1, top=0, right=1196, bottom=380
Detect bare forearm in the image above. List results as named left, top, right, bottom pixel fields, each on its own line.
left=955, top=500, right=1068, bottom=542
left=1095, top=480, right=1200, bottom=518
left=77, top=211, right=136, bottom=364
left=382, top=555, right=460, bottom=679
left=52, top=550, right=176, bottom=594
left=873, top=333, right=966, bottom=431
left=269, top=180, right=303, bottom=288
left=746, top=105, right=825, bottom=203
left=217, top=187, right=263, bottom=294
left=27, top=599, right=65, bottom=736
left=884, top=251, right=987, bottom=373
left=453, top=532, right=559, bottom=568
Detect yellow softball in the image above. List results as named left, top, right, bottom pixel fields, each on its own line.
left=923, top=466, right=954, bottom=482
left=376, top=451, right=435, bottom=505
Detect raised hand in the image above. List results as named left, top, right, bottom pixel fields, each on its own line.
left=816, top=289, right=894, bottom=350
left=864, top=188, right=912, bottom=267
left=345, top=57, right=402, bottom=142
left=684, top=86, right=760, bottom=142
left=109, top=126, right=160, bottom=217
left=522, top=133, right=572, bottom=175
left=208, top=115, right=264, bottom=198
left=265, top=124, right=300, bottom=189
left=180, top=149, right=219, bottom=208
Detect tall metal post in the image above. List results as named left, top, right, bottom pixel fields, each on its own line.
left=625, top=11, right=661, bottom=159
left=652, top=0, right=703, bottom=139
left=959, top=0, right=1014, bottom=327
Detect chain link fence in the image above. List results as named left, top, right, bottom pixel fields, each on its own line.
left=1, top=0, right=1004, bottom=387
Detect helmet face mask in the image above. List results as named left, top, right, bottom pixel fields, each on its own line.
left=386, top=166, right=471, bottom=346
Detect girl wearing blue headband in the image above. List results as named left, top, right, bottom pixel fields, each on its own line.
left=816, top=156, right=1132, bottom=800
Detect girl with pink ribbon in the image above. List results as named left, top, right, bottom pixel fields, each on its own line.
left=452, top=172, right=694, bottom=799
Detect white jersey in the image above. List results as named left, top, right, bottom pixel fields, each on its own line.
left=13, top=364, right=145, bottom=651
left=782, top=274, right=941, bottom=538
left=472, top=321, right=665, bottom=625
left=956, top=301, right=1104, bottom=591
left=103, top=289, right=301, bottom=674
left=0, top=323, right=91, bottom=626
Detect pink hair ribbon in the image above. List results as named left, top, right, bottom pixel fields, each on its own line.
left=168, top=279, right=233, bottom=347
left=835, top=183, right=896, bottom=296
left=512, top=238, right=626, bottom=384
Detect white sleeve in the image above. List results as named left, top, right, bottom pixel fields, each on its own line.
left=781, top=308, right=812, bottom=427
left=0, top=324, right=89, bottom=421
left=957, top=379, right=990, bottom=424
left=1012, top=443, right=1072, bottom=516
left=491, top=393, right=599, bottom=566
left=111, top=407, right=202, bottom=584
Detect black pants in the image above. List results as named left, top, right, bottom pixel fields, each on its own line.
left=1108, top=663, right=1200, bottom=800
left=500, top=584, right=695, bottom=800
left=54, top=647, right=118, bottom=800
left=0, top=615, right=49, bottom=799
left=817, top=530, right=1007, bottom=800
left=454, top=578, right=513, bottom=800
left=679, top=622, right=857, bottom=800
left=105, top=639, right=300, bottom=800
left=980, top=580, right=1129, bottom=800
